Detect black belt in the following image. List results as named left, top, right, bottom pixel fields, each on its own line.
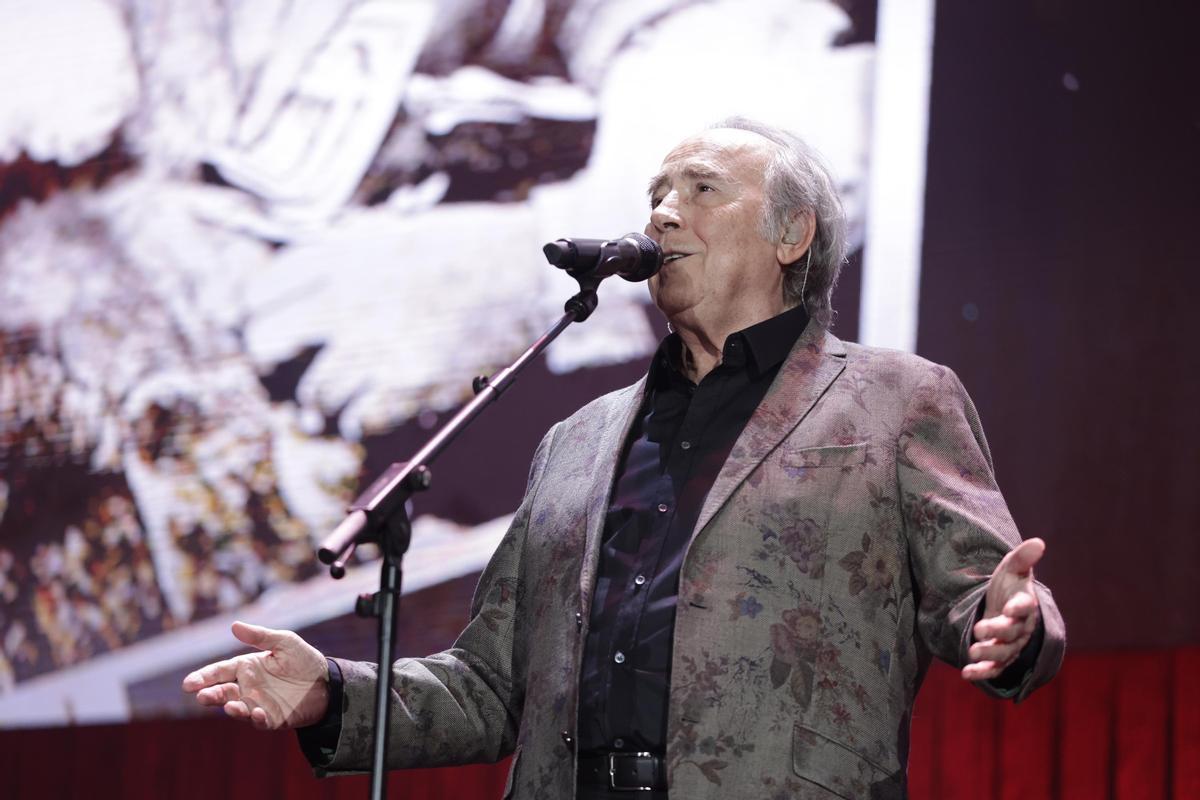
left=577, top=752, right=668, bottom=791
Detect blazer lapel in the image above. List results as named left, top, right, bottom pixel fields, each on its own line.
left=577, top=377, right=647, bottom=611
left=691, top=324, right=847, bottom=540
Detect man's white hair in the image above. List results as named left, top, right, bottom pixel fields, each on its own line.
left=709, top=116, right=848, bottom=328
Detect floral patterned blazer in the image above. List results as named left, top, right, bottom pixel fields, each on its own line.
left=317, top=322, right=1066, bottom=799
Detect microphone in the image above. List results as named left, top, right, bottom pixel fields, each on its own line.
left=542, top=232, right=662, bottom=282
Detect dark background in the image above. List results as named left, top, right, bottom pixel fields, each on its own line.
left=918, top=0, right=1199, bottom=649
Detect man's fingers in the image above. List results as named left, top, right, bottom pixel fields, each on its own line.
left=223, top=698, right=275, bottom=729
left=182, top=657, right=243, bottom=693
left=969, top=638, right=1025, bottom=664
left=1002, top=591, right=1038, bottom=620
left=1000, top=537, right=1045, bottom=578
left=973, top=616, right=1008, bottom=642
left=183, top=622, right=295, bottom=696
left=196, top=682, right=242, bottom=707
left=250, top=707, right=272, bottom=731
left=224, top=700, right=274, bottom=730
left=974, top=614, right=1024, bottom=642
left=223, top=700, right=251, bottom=719
left=962, top=660, right=1005, bottom=682
left=231, top=620, right=291, bottom=651
left=977, top=593, right=1038, bottom=642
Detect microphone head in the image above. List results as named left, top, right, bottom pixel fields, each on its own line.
left=542, top=238, right=576, bottom=268
left=543, top=237, right=605, bottom=271
left=617, top=232, right=663, bottom=281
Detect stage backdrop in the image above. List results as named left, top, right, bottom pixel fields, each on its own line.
left=0, top=0, right=890, bottom=726
left=4, top=1, right=1198, bottom=796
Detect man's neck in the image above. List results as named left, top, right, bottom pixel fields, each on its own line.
left=671, top=300, right=787, bottom=383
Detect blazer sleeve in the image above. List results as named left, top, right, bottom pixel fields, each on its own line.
left=896, top=363, right=1065, bottom=702
left=312, top=423, right=560, bottom=774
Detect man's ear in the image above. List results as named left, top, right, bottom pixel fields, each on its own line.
left=777, top=210, right=816, bottom=265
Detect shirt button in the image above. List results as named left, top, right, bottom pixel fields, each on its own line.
left=657, top=503, right=669, bottom=513
left=634, top=574, right=647, bottom=586
left=680, top=440, right=691, bottom=450
left=614, top=651, right=626, bottom=664
left=614, top=738, right=625, bottom=749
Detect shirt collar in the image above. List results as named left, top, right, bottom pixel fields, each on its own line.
left=737, top=302, right=811, bottom=375
left=649, top=303, right=811, bottom=386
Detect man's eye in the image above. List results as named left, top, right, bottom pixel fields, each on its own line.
left=649, top=196, right=662, bottom=209
left=697, top=183, right=714, bottom=193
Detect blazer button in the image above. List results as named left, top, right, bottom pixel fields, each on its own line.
left=575, top=612, right=583, bottom=630
left=561, top=731, right=575, bottom=752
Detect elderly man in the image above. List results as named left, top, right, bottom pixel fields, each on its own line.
left=184, top=118, right=1065, bottom=799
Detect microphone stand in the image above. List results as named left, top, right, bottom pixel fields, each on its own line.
left=316, top=273, right=605, bottom=800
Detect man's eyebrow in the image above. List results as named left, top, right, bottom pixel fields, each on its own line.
left=647, top=172, right=669, bottom=199
left=646, top=165, right=731, bottom=198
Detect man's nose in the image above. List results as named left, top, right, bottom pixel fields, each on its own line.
left=650, top=191, right=683, bottom=232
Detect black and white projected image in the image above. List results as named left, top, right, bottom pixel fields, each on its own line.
left=0, top=0, right=880, bottom=724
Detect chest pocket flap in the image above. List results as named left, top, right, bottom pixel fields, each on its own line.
left=780, top=442, right=869, bottom=469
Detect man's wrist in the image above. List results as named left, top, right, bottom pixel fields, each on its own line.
left=296, top=658, right=345, bottom=766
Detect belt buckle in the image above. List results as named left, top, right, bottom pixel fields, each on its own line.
left=608, top=752, right=657, bottom=792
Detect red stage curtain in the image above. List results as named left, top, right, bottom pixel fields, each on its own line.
left=1, top=648, right=1195, bottom=799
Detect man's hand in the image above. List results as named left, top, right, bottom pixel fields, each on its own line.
left=962, top=538, right=1045, bottom=682
left=181, top=621, right=330, bottom=730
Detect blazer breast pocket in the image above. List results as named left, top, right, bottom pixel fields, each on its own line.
left=779, top=442, right=870, bottom=471
left=766, top=443, right=872, bottom=535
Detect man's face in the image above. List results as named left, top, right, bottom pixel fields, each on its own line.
left=644, top=129, right=785, bottom=327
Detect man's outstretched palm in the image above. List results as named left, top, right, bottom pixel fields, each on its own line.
left=182, top=621, right=330, bottom=730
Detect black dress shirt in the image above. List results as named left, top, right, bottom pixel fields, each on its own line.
left=576, top=304, right=811, bottom=755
